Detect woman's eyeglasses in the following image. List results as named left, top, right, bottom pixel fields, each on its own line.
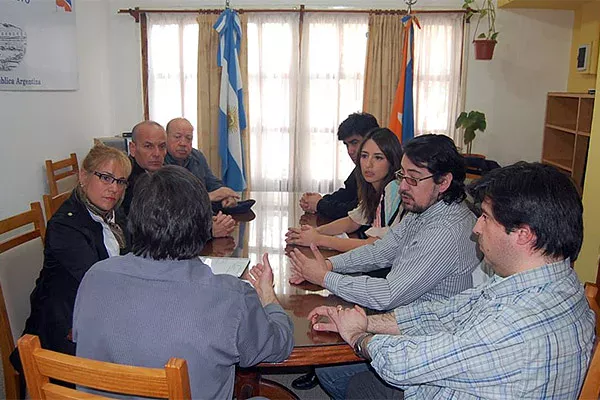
left=93, top=171, right=128, bottom=187
left=394, top=170, right=434, bottom=186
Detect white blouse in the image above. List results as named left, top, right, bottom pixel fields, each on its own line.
left=88, top=210, right=120, bottom=257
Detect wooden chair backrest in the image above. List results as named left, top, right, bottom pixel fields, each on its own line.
left=0, top=202, right=46, bottom=400
left=580, top=282, right=600, bottom=399
left=45, top=153, right=79, bottom=197
left=43, top=192, right=71, bottom=220
left=18, top=335, right=191, bottom=400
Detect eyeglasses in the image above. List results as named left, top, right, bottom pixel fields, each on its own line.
left=93, top=171, right=128, bottom=187
left=394, top=170, right=434, bottom=186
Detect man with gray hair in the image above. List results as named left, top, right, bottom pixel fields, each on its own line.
left=165, top=117, right=239, bottom=209
left=74, top=166, right=294, bottom=399
left=122, top=120, right=235, bottom=237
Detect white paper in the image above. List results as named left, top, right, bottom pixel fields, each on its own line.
left=200, top=257, right=250, bottom=277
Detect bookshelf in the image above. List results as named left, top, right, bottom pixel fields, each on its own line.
left=542, top=92, right=594, bottom=189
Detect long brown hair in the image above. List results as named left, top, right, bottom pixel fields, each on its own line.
left=356, top=128, right=402, bottom=224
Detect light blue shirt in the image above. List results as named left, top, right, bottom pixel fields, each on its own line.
left=326, top=200, right=480, bottom=310
left=368, top=259, right=595, bottom=399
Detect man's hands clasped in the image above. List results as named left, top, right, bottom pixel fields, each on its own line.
left=212, top=211, right=236, bottom=238
left=308, top=304, right=369, bottom=349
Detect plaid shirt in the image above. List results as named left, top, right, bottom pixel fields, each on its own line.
left=368, top=259, right=595, bottom=399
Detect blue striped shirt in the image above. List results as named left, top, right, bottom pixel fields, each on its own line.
left=325, top=200, right=480, bottom=310
left=368, top=259, right=595, bottom=399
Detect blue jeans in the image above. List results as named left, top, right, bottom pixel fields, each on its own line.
left=315, top=363, right=371, bottom=400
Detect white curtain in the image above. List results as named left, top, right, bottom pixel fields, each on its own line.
left=247, top=12, right=368, bottom=192
left=247, top=13, right=300, bottom=192
left=413, top=13, right=464, bottom=145
left=295, top=13, right=368, bottom=193
left=147, top=13, right=199, bottom=138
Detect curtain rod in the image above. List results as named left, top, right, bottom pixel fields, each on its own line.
left=118, top=7, right=465, bottom=22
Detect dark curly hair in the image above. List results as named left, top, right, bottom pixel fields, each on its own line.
left=403, top=134, right=466, bottom=204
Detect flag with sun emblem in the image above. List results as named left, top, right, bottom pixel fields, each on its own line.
left=214, top=9, right=247, bottom=191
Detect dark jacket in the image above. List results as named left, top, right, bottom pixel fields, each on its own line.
left=121, top=157, right=147, bottom=216
left=316, top=167, right=359, bottom=220
left=20, top=191, right=129, bottom=355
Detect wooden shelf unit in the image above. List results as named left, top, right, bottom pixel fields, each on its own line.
left=542, top=92, right=594, bottom=189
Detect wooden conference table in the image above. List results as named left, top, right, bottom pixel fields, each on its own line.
left=201, top=192, right=362, bottom=399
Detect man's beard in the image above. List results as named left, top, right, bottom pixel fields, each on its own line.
left=400, top=189, right=440, bottom=214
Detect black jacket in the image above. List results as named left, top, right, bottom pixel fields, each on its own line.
left=316, top=167, right=359, bottom=220
left=121, top=157, right=147, bottom=216
left=21, top=191, right=129, bottom=355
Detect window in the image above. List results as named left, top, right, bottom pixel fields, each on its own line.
left=146, top=13, right=199, bottom=142
left=413, top=13, right=464, bottom=142
left=247, top=12, right=368, bottom=192
left=144, top=11, right=464, bottom=178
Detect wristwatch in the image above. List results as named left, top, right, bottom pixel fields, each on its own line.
left=353, top=332, right=374, bottom=361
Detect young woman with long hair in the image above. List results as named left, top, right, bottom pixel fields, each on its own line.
left=286, top=128, right=404, bottom=252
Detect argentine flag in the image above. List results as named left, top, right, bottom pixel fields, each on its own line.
left=214, top=9, right=247, bottom=190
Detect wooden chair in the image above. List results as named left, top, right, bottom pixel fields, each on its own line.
left=43, top=192, right=71, bottom=220
left=18, top=334, right=192, bottom=400
left=45, top=153, right=79, bottom=197
left=0, top=202, right=46, bottom=399
left=580, top=282, right=600, bottom=399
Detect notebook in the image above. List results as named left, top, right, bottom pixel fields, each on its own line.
left=200, top=256, right=250, bottom=277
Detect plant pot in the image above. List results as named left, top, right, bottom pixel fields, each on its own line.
left=473, top=39, right=496, bottom=60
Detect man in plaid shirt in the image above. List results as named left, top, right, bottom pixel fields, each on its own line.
left=309, top=162, right=595, bottom=399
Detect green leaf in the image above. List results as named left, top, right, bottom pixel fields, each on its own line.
left=455, top=112, right=468, bottom=129
left=477, top=33, right=486, bottom=39
left=491, top=32, right=499, bottom=41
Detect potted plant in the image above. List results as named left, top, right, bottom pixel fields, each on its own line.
left=455, top=110, right=486, bottom=154
left=463, top=0, right=499, bottom=60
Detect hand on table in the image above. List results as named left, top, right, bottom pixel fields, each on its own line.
left=288, top=243, right=331, bottom=286
left=285, top=225, right=320, bottom=247
left=308, top=304, right=368, bottom=347
left=245, top=253, right=278, bottom=306
left=299, top=192, right=322, bottom=213
left=212, top=211, right=236, bottom=238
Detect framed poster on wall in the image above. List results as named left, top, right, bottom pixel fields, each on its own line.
left=0, top=0, right=78, bottom=91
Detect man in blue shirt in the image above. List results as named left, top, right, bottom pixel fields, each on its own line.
left=165, top=117, right=239, bottom=209
left=308, top=162, right=595, bottom=399
left=73, top=166, right=293, bottom=399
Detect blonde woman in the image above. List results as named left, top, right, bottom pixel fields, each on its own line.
left=19, top=144, right=131, bottom=357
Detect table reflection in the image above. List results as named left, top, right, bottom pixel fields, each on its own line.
left=202, top=191, right=353, bottom=347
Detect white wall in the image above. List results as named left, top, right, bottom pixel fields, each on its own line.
left=0, top=0, right=574, bottom=219
left=466, top=8, right=574, bottom=166
left=0, top=0, right=115, bottom=219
